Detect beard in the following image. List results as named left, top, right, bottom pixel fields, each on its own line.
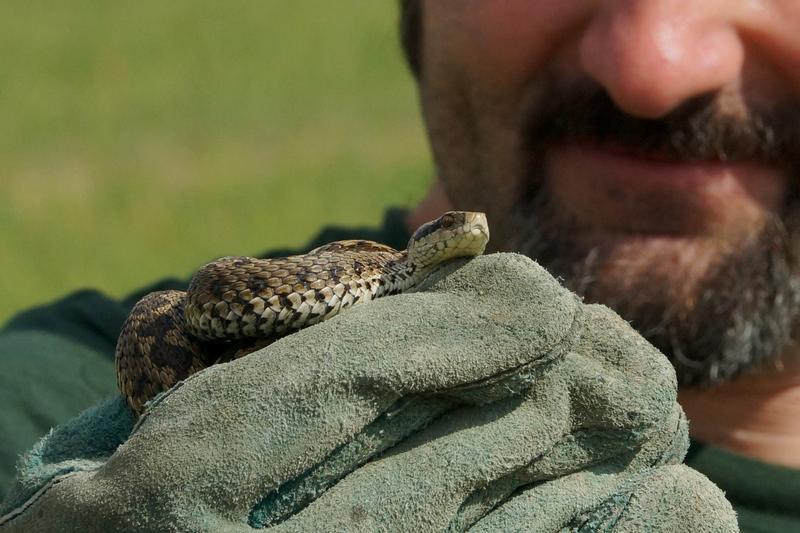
left=507, top=82, right=800, bottom=386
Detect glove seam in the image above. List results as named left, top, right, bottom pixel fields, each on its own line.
left=0, top=471, right=80, bottom=527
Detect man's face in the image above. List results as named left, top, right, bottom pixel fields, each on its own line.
left=415, top=1, right=800, bottom=384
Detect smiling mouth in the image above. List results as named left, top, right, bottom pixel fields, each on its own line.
left=543, top=142, right=788, bottom=237
left=555, top=141, right=763, bottom=182
left=576, top=139, right=742, bottom=165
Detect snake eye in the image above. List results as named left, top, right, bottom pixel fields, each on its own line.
left=439, top=214, right=455, bottom=228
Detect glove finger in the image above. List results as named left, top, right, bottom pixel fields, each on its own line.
left=469, top=464, right=738, bottom=533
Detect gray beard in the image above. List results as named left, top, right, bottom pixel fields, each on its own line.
left=508, top=184, right=800, bottom=386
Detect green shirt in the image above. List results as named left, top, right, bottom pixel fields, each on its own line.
left=1, top=208, right=797, bottom=532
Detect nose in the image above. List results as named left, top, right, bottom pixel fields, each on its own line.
left=579, top=1, right=745, bottom=118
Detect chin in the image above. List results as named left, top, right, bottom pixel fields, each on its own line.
left=511, top=199, right=800, bottom=386
left=573, top=233, right=726, bottom=304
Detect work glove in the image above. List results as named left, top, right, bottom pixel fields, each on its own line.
left=0, top=254, right=737, bottom=532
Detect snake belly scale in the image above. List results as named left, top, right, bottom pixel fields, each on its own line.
left=115, top=211, right=490, bottom=416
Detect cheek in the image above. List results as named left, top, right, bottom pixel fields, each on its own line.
left=424, top=0, right=589, bottom=89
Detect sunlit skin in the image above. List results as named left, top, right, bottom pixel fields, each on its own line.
left=407, top=0, right=800, bottom=467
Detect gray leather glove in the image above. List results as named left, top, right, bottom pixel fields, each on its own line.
left=0, top=254, right=737, bottom=532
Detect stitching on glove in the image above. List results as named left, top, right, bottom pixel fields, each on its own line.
left=0, top=471, right=80, bottom=527
left=446, top=302, right=582, bottom=400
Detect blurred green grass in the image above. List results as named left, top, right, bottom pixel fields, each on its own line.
left=0, top=1, right=432, bottom=324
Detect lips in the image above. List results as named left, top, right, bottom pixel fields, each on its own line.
left=545, top=142, right=787, bottom=238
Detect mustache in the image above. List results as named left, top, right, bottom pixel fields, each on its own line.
left=524, top=81, right=800, bottom=167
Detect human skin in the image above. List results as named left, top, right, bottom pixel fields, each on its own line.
left=406, top=1, right=800, bottom=467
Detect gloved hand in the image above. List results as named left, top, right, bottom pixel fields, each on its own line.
left=0, top=254, right=737, bottom=532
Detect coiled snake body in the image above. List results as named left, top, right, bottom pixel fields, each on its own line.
left=116, top=211, right=490, bottom=416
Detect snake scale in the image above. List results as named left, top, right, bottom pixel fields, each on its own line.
left=115, top=211, right=490, bottom=416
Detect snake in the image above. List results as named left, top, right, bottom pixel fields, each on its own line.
left=115, top=211, right=490, bottom=416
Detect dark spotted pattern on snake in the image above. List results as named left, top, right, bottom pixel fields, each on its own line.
left=115, top=211, right=490, bottom=416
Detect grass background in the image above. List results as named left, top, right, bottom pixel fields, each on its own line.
left=0, top=1, right=432, bottom=324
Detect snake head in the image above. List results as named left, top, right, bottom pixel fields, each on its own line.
left=407, top=211, right=490, bottom=269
